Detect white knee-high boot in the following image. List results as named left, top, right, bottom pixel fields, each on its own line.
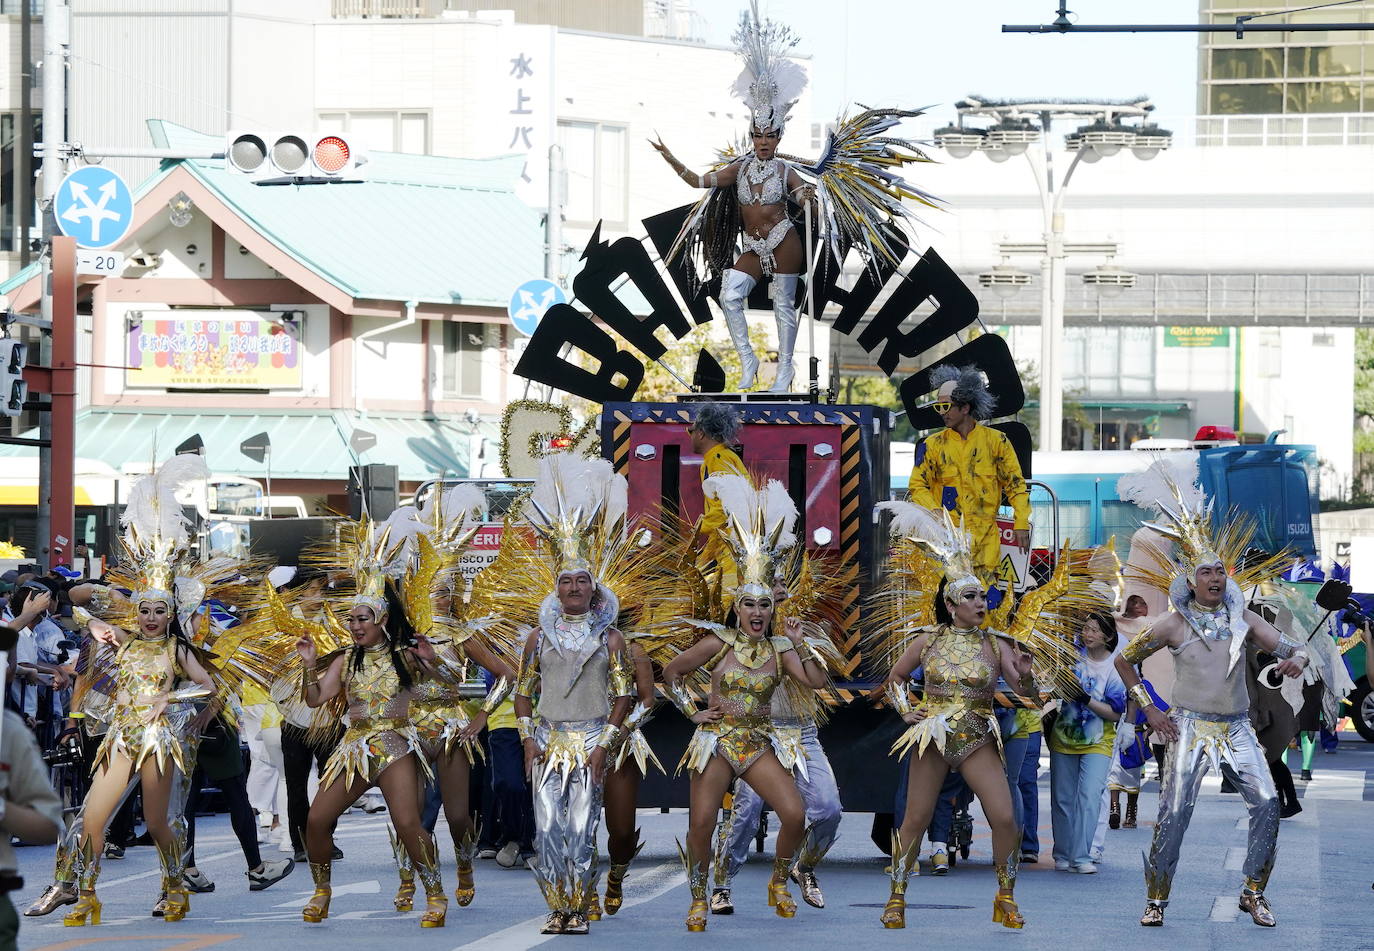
left=769, top=274, right=800, bottom=393
left=720, top=268, right=759, bottom=390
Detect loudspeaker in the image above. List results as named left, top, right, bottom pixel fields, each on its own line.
left=347, top=464, right=398, bottom=521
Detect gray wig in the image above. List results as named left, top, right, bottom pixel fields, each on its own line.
left=930, top=364, right=997, bottom=420
left=693, top=401, right=742, bottom=444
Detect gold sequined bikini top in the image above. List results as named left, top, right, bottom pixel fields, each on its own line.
left=922, top=625, right=996, bottom=704
left=114, top=636, right=180, bottom=703
left=343, top=645, right=412, bottom=721
left=712, top=630, right=781, bottom=720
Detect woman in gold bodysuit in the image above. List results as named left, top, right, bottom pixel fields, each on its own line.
left=881, top=582, right=1033, bottom=929
left=663, top=474, right=828, bottom=931
left=295, top=588, right=446, bottom=928
left=62, top=456, right=224, bottom=928
left=394, top=617, right=514, bottom=913
left=64, top=603, right=216, bottom=926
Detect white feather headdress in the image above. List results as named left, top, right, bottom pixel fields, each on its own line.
left=875, top=500, right=980, bottom=601
left=731, top=0, right=808, bottom=133
left=120, top=454, right=210, bottom=607
left=525, top=454, right=628, bottom=580
left=703, top=473, right=797, bottom=598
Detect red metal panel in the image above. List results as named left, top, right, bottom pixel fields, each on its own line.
left=622, top=419, right=843, bottom=554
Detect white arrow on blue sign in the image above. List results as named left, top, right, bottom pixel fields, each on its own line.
left=54, top=166, right=135, bottom=250
left=508, top=278, right=566, bottom=338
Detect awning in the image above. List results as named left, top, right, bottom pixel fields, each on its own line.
left=0, top=408, right=497, bottom=483
left=1021, top=399, right=1192, bottom=413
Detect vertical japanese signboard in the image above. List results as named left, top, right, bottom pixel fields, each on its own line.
left=499, top=24, right=556, bottom=207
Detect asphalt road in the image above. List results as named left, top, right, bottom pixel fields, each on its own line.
left=14, top=733, right=1373, bottom=951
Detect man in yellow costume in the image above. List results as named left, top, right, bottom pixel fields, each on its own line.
left=690, top=402, right=748, bottom=567
left=907, top=364, right=1030, bottom=577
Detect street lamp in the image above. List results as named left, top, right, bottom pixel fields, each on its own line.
left=936, top=96, right=1172, bottom=451
left=978, top=263, right=1034, bottom=300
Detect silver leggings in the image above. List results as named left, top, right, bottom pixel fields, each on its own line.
left=1145, top=710, right=1279, bottom=904
left=529, top=720, right=606, bottom=913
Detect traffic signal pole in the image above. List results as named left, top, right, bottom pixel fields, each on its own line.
left=46, top=236, right=75, bottom=568
left=34, top=0, right=68, bottom=571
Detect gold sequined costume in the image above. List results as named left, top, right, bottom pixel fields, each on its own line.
left=318, top=644, right=426, bottom=789
left=888, top=624, right=1001, bottom=768
left=680, top=630, right=784, bottom=775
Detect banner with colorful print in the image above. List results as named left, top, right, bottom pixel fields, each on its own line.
left=126, top=313, right=302, bottom=389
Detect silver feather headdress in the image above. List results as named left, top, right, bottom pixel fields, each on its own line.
left=731, top=1, right=808, bottom=134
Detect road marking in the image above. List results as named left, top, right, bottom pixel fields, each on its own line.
left=1300, top=771, right=1365, bottom=800
left=30, top=934, right=239, bottom=951
left=271, top=879, right=380, bottom=908
left=1209, top=895, right=1238, bottom=922
left=1223, top=846, right=1245, bottom=871
left=448, top=860, right=682, bottom=951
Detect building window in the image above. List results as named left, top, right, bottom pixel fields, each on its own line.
left=557, top=120, right=628, bottom=228
left=441, top=321, right=496, bottom=397
left=317, top=110, right=430, bottom=154
left=1, top=112, right=42, bottom=253
left=1062, top=326, right=1156, bottom=398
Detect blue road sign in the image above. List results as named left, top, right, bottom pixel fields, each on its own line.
left=508, top=278, right=566, bottom=337
left=54, top=166, right=135, bottom=250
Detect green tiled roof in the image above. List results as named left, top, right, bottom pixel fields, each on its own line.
left=1, top=120, right=546, bottom=308
left=0, top=407, right=495, bottom=482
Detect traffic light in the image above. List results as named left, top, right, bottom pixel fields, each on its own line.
left=0, top=339, right=27, bottom=418
left=224, top=131, right=367, bottom=184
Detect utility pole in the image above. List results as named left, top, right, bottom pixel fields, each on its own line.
left=19, top=0, right=32, bottom=269
left=35, top=0, right=68, bottom=571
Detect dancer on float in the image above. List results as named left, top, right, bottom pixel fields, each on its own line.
left=1113, top=460, right=1306, bottom=927
left=507, top=455, right=641, bottom=935
left=654, top=2, right=935, bottom=393
left=663, top=474, right=829, bottom=931
left=58, top=457, right=236, bottom=926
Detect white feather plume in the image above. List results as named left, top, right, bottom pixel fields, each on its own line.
left=875, top=500, right=952, bottom=547
left=704, top=474, right=797, bottom=548
left=120, top=455, right=210, bottom=549
left=527, top=454, right=623, bottom=525
left=1116, top=453, right=1203, bottom=514
left=730, top=0, right=808, bottom=130
left=419, top=483, right=488, bottom=525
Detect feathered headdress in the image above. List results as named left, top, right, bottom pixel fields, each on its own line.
left=703, top=473, right=797, bottom=600
left=525, top=455, right=628, bottom=582
left=119, top=454, right=210, bottom=610
left=731, top=0, right=807, bottom=133
left=878, top=502, right=981, bottom=602
left=1117, top=457, right=1294, bottom=651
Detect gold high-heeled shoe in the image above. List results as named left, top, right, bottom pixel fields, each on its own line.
left=162, top=886, right=190, bottom=922
left=880, top=832, right=921, bottom=929
left=416, top=837, right=446, bottom=928
left=302, top=861, right=332, bottom=923
left=766, top=855, right=796, bottom=918
left=62, top=893, right=101, bottom=927
left=62, top=841, right=101, bottom=927
left=155, top=841, right=189, bottom=923
left=992, top=891, right=1024, bottom=929
left=686, top=898, right=708, bottom=932
left=677, top=839, right=708, bottom=932
left=389, top=825, right=415, bottom=911
left=453, top=826, right=477, bottom=907
left=394, top=878, right=416, bottom=913
left=604, top=834, right=643, bottom=916
left=585, top=890, right=602, bottom=921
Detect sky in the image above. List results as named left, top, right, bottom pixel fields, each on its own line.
left=689, top=0, right=1203, bottom=125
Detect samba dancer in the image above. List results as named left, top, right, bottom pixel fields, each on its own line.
left=664, top=474, right=829, bottom=932
left=1114, top=461, right=1306, bottom=927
